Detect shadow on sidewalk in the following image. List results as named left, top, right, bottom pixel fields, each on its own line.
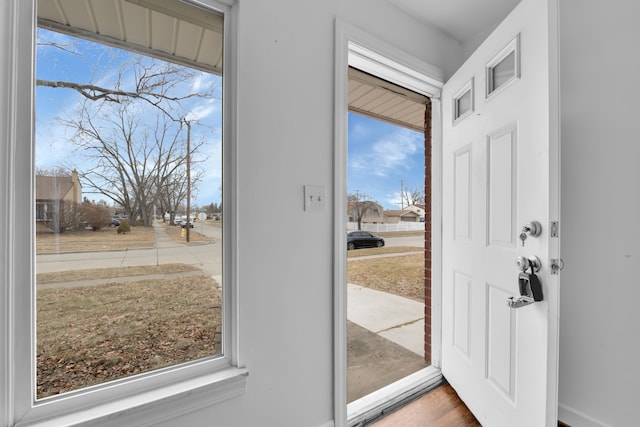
left=347, top=321, right=428, bottom=403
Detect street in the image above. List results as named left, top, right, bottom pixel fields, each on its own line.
left=35, top=225, right=422, bottom=277
left=36, top=222, right=223, bottom=277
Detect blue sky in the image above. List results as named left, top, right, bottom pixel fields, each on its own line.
left=36, top=29, right=424, bottom=211
left=36, top=28, right=222, bottom=208
left=348, top=113, right=425, bottom=210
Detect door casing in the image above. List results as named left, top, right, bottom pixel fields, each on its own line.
left=333, top=19, right=445, bottom=426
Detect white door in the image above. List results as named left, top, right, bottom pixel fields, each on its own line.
left=441, top=0, right=560, bottom=425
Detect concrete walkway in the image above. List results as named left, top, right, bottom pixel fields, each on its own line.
left=347, top=283, right=425, bottom=356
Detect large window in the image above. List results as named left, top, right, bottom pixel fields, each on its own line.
left=3, top=0, right=243, bottom=425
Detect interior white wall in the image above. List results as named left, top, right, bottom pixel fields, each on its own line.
left=191, top=2, right=459, bottom=425
left=558, top=0, right=640, bottom=426
left=0, top=1, right=461, bottom=427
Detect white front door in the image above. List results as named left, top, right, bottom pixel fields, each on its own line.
left=441, top=0, right=560, bottom=425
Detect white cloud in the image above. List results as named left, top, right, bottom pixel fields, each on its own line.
left=350, top=128, right=420, bottom=177
left=191, top=72, right=217, bottom=93
left=350, top=122, right=372, bottom=140
left=186, top=98, right=219, bottom=122
left=385, top=191, right=404, bottom=209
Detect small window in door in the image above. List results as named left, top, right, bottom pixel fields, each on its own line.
left=486, top=34, right=520, bottom=98
left=453, top=78, right=474, bottom=125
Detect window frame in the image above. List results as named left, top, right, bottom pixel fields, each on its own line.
left=2, top=0, right=245, bottom=425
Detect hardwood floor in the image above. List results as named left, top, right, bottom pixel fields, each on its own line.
left=368, top=384, right=481, bottom=427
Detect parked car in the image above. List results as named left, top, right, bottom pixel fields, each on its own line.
left=181, top=222, right=194, bottom=228
left=347, top=231, right=385, bottom=250
left=109, top=218, right=121, bottom=227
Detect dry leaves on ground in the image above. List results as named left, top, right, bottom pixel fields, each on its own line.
left=36, top=274, right=221, bottom=398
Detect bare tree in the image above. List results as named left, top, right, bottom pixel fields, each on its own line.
left=156, top=166, right=204, bottom=226
left=37, top=53, right=213, bottom=121
left=36, top=166, right=72, bottom=177
left=348, top=191, right=382, bottom=231
left=38, top=30, right=218, bottom=227
left=63, top=98, right=207, bottom=227
left=401, top=184, right=425, bottom=208
left=44, top=200, right=82, bottom=234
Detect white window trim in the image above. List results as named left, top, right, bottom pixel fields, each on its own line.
left=333, top=19, right=445, bottom=427
left=1, top=1, right=246, bottom=426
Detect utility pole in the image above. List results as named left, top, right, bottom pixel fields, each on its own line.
left=400, top=179, right=405, bottom=209
left=185, top=120, right=191, bottom=243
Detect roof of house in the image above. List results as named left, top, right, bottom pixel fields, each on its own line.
left=384, top=209, right=421, bottom=218
left=36, top=175, right=74, bottom=201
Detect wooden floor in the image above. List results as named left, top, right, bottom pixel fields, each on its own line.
left=369, top=384, right=481, bottom=427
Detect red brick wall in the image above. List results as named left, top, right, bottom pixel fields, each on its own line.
left=424, top=102, right=432, bottom=363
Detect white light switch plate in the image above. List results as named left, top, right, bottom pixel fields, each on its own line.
left=304, top=185, right=326, bottom=212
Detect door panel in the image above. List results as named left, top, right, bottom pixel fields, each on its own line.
left=441, top=0, right=560, bottom=425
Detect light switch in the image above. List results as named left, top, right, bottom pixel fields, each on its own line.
left=304, top=185, right=327, bottom=212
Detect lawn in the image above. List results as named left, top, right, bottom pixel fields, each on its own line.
left=36, top=224, right=218, bottom=399
left=34, top=226, right=421, bottom=397
left=347, top=246, right=423, bottom=258
left=161, top=223, right=211, bottom=243
left=37, top=263, right=200, bottom=284
left=36, top=226, right=156, bottom=253
left=36, top=223, right=211, bottom=254
left=37, top=271, right=221, bottom=398
left=347, top=252, right=425, bottom=301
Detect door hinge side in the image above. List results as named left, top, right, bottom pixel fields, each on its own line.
left=550, top=258, right=565, bottom=275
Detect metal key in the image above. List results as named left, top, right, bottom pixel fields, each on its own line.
left=519, top=232, right=527, bottom=246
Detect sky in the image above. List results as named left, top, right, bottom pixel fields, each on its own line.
left=35, top=28, right=425, bottom=212
left=348, top=113, right=425, bottom=210
left=35, top=28, right=222, bottom=209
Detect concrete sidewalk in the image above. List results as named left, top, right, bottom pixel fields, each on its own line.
left=347, top=283, right=425, bottom=356
left=346, top=283, right=428, bottom=402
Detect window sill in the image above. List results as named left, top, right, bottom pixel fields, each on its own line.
left=19, top=366, right=248, bottom=427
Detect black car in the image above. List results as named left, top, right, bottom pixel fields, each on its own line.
left=347, top=231, right=385, bottom=250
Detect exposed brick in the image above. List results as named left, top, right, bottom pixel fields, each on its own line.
left=423, top=102, right=433, bottom=364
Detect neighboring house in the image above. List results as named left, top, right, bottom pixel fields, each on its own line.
left=35, top=169, right=82, bottom=221
left=384, top=208, right=422, bottom=223
left=403, top=204, right=426, bottom=221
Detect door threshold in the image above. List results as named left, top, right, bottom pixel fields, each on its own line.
left=347, top=365, right=443, bottom=427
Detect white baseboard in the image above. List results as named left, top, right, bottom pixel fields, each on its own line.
left=558, top=403, right=611, bottom=427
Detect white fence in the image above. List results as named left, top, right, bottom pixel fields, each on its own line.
left=347, top=222, right=425, bottom=232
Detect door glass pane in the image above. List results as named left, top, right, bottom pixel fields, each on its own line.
left=490, top=51, right=516, bottom=93
left=35, top=5, right=223, bottom=399
left=456, top=90, right=472, bottom=119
